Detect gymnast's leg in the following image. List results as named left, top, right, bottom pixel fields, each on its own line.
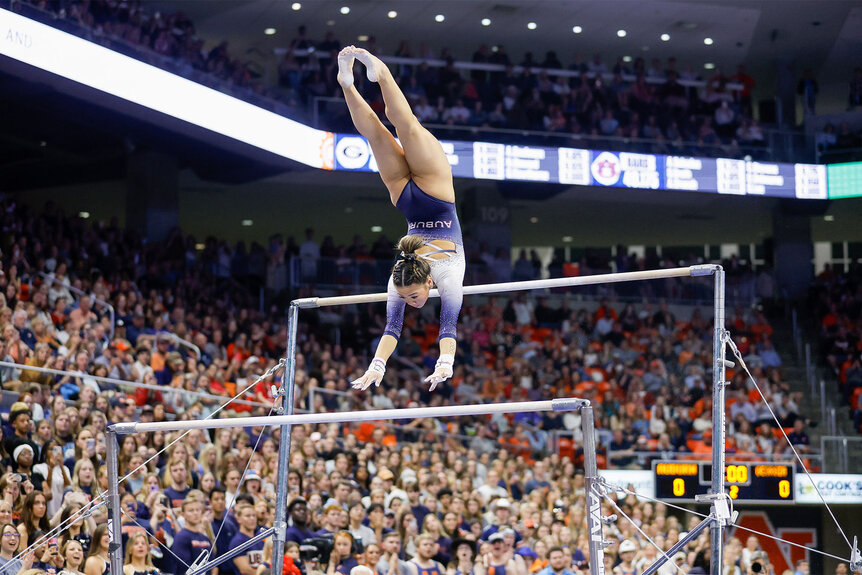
left=337, top=47, right=410, bottom=204
left=350, top=47, right=454, bottom=202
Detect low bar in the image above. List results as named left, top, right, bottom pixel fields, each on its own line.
left=294, top=266, right=707, bottom=308
left=111, top=398, right=589, bottom=435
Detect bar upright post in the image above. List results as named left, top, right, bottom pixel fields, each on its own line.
left=710, top=267, right=727, bottom=575
left=582, top=405, right=605, bottom=575
left=107, top=429, right=124, bottom=575
left=272, top=303, right=300, bottom=575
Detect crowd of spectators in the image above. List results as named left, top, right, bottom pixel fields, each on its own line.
left=15, top=0, right=774, bottom=161
left=311, top=43, right=766, bottom=160
left=0, top=198, right=819, bottom=575
left=809, top=263, right=862, bottom=432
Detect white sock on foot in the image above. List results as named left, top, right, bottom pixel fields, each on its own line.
left=337, top=50, right=355, bottom=87
left=354, top=50, right=379, bottom=82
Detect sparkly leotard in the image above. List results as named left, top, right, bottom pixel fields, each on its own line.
left=384, top=180, right=465, bottom=342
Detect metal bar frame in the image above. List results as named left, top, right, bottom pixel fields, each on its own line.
left=106, top=264, right=727, bottom=575
left=186, top=526, right=275, bottom=575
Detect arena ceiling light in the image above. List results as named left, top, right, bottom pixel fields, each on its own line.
left=704, top=37, right=714, bottom=45
left=387, top=11, right=397, bottom=19
left=704, top=62, right=716, bottom=70
left=435, top=14, right=445, bottom=23
left=370, top=225, right=383, bottom=232
left=617, top=29, right=627, bottom=38
left=661, top=33, right=670, bottom=41
left=340, top=6, right=350, bottom=15
left=527, top=22, right=537, bottom=30
left=78, top=211, right=90, bottom=219
left=572, top=25, right=582, bottom=34
left=264, top=28, right=276, bottom=35
left=291, top=2, right=301, bottom=10
left=242, top=219, right=254, bottom=226
left=481, top=18, right=491, bottom=26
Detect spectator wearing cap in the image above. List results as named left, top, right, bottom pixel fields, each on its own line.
left=537, top=546, right=577, bottom=575
left=480, top=499, right=516, bottom=542
left=286, top=497, right=314, bottom=543
left=614, top=540, right=639, bottom=575
left=480, top=532, right=519, bottom=575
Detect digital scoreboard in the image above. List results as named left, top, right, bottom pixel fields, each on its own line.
left=653, top=461, right=794, bottom=504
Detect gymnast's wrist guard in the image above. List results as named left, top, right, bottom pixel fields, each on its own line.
left=369, top=357, right=387, bottom=376
left=436, top=354, right=454, bottom=370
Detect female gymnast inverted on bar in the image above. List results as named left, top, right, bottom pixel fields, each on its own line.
left=337, top=46, right=464, bottom=392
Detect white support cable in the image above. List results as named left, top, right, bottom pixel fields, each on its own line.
left=599, top=490, right=687, bottom=575
left=211, top=402, right=276, bottom=552
left=120, top=507, right=190, bottom=570
left=119, top=358, right=286, bottom=483
left=613, top=484, right=851, bottom=564
left=727, top=338, right=854, bottom=551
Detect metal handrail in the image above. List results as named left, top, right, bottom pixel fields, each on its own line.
left=819, top=435, right=862, bottom=474
left=167, top=333, right=201, bottom=359
left=37, top=272, right=116, bottom=340
left=0, top=359, right=269, bottom=409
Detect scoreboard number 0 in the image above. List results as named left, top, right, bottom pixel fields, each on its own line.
left=673, top=478, right=685, bottom=497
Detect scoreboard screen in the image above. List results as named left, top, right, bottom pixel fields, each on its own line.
left=653, top=461, right=794, bottom=504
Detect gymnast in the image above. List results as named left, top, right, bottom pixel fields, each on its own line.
left=337, top=46, right=464, bottom=392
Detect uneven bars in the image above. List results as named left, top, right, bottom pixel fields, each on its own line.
left=111, top=398, right=588, bottom=434
left=293, top=265, right=717, bottom=308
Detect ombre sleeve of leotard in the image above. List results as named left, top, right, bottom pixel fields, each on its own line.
left=383, top=276, right=406, bottom=340
left=432, top=252, right=466, bottom=341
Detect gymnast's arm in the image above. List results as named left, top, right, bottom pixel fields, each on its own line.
left=424, top=266, right=463, bottom=390
left=350, top=287, right=405, bottom=390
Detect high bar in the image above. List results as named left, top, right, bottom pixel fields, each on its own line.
left=293, top=265, right=719, bottom=308
left=110, top=398, right=589, bottom=434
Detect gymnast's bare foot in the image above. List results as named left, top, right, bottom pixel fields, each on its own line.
left=352, top=47, right=388, bottom=83
left=337, top=46, right=356, bottom=87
